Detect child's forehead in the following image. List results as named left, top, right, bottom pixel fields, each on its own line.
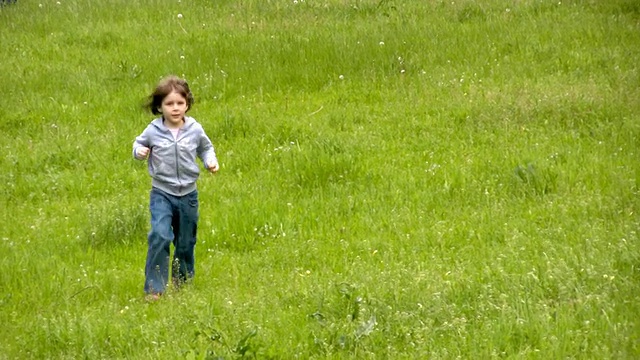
left=164, top=90, right=187, bottom=100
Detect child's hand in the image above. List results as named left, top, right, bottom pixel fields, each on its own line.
left=206, top=161, right=220, bottom=173
left=136, top=146, right=150, bottom=159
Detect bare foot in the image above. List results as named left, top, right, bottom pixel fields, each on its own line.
left=145, top=293, right=162, bottom=302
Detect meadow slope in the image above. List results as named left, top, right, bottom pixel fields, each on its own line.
left=0, top=0, right=639, bottom=358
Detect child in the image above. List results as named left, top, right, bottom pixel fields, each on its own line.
left=133, top=75, right=219, bottom=299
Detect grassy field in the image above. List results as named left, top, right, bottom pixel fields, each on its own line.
left=1, top=0, right=639, bottom=358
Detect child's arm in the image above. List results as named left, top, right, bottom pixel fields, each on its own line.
left=133, top=127, right=151, bottom=160
left=197, top=129, right=218, bottom=173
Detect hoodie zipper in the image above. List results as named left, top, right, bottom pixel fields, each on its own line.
left=174, top=129, right=182, bottom=193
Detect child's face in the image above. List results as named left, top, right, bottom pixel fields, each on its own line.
left=160, top=90, right=188, bottom=128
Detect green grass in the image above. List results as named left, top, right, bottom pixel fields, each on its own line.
left=1, top=0, right=639, bottom=358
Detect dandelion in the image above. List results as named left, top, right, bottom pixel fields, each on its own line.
left=339, top=75, right=344, bottom=80
left=379, top=41, right=385, bottom=46
left=177, top=13, right=183, bottom=19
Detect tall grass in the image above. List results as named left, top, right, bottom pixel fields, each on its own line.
left=1, top=0, right=638, bottom=358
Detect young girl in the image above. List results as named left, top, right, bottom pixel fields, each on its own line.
left=133, top=75, right=219, bottom=299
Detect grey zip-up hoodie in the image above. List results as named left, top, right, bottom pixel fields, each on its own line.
left=133, top=116, right=217, bottom=196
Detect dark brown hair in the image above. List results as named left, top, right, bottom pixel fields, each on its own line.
left=146, top=75, right=194, bottom=115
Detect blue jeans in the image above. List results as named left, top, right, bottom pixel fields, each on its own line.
left=144, top=188, right=199, bottom=294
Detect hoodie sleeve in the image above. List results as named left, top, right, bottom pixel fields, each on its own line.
left=197, top=128, right=217, bottom=166
left=132, top=125, right=152, bottom=160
